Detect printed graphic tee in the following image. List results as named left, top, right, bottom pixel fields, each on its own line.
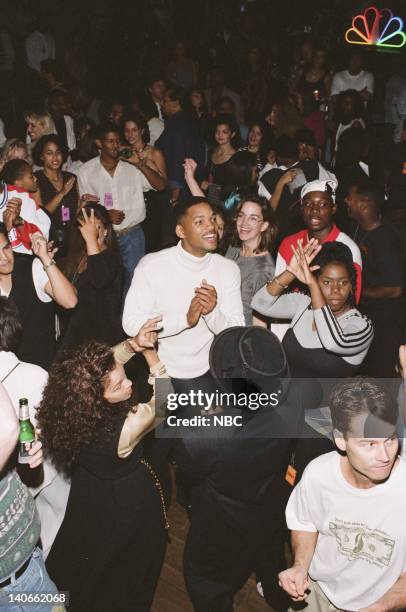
left=286, top=452, right=406, bottom=610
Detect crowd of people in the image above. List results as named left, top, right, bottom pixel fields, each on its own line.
left=1, top=3, right=406, bottom=612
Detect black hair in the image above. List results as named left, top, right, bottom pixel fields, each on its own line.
left=146, top=74, right=166, bottom=88
left=337, top=89, right=364, bottom=123
left=213, top=114, right=240, bottom=148
left=95, top=122, right=120, bottom=141
left=48, top=88, right=69, bottom=104
left=217, top=96, right=236, bottom=113
left=74, top=116, right=96, bottom=139
left=247, top=119, right=274, bottom=159
left=0, top=297, right=22, bottom=352
left=219, top=150, right=257, bottom=201
left=32, top=134, right=68, bottom=167
left=330, top=378, right=397, bottom=438
left=348, top=180, right=383, bottom=212
left=295, top=127, right=317, bottom=147
left=275, top=135, right=298, bottom=160
left=313, top=242, right=357, bottom=307
left=335, top=127, right=368, bottom=170
left=121, top=112, right=150, bottom=145
left=166, top=86, right=184, bottom=107
left=173, top=196, right=213, bottom=224
left=0, top=159, right=31, bottom=185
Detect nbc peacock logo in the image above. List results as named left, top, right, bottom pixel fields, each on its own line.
left=345, top=6, right=406, bottom=48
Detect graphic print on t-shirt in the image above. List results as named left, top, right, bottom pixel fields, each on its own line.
left=330, top=519, right=395, bottom=568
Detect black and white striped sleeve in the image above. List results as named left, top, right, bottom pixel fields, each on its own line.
left=313, top=306, right=374, bottom=356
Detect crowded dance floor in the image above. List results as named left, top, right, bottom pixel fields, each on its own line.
left=1, top=0, right=406, bottom=610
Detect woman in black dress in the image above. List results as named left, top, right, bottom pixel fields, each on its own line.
left=39, top=318, right=168, bottom=612
left=58, top=203, right=124, bottom=351
left=33, top=134, right=79, bottom=257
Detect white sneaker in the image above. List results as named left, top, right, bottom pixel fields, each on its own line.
left=256, top=581, right=264, bottom=597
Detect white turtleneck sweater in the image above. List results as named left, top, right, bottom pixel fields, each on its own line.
left=123, top=241, right=244, bottom=378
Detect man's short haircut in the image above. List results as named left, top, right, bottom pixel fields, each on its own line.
left=0, top=159, right=31, bottom=185
left=48, top=88, right=69, bottom=104
left=295, top=127, right=317, bottom=147
left=330, top=378, right=397, bottom=438
left=0, top=297, right=22, bottom=352
left=146, top=74, right=166, bottom=88
left=173, top=196, right=213, bottom=224
left=95, top=122, right=120, bottom=141
left=350, top=180, right=384, bottom=212
left=166, top=86, right=184, bottom=106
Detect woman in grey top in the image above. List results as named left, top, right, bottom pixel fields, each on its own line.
left=226, top=195, right=277, bottom=325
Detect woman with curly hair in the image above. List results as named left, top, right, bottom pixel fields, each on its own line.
left=39, top=317, right=169, bottom=612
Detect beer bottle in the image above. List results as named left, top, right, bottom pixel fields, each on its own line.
left=17, top=398, right=43, bottom=488
left=18, top=398, right=35, bottom=463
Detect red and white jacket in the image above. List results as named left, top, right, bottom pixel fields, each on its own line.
left=275, top=225, right=363, bottom=304
left=0, top=184, right=50, bottom=255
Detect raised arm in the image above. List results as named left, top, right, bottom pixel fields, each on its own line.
left=183, top=158, right=205, bottom=197
left=115, top=317, right=171, bottom=458
left=31, top=233, right=77, bottom=309
left=121, top=151, right=167, bottom=191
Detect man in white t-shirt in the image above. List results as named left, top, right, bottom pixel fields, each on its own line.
left=330, top=50, right=374, bottom=103
left=279, top=378, right=406, bottom=612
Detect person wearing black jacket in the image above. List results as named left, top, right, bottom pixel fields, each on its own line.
left=164, top=326, right=319, bottom=612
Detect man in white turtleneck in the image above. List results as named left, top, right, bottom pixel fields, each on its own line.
left=122, top=196, right=244, bottom=381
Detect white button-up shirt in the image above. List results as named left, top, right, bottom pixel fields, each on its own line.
left=77, top=156, right=152, bottom=231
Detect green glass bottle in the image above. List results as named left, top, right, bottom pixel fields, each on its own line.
left=18, top=398, right=35, bottom=464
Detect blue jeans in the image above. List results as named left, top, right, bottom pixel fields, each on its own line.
left=0, top=547, right=65, bottom=611
left=116, top=225, right=145, bottom=298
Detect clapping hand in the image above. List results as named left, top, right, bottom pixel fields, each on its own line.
left=195, top=279, right=217, bottom=315
left=286, top=238, right=321, bottom=286
left=61, top=176, right=76, bottom=196
left=127, top=316, right=162, bottom=352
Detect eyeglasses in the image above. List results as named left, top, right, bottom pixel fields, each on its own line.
left=236, top=212, right=264, bottom=225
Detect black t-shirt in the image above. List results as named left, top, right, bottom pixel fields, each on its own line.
left=357, top=223, right=404, bottom=287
